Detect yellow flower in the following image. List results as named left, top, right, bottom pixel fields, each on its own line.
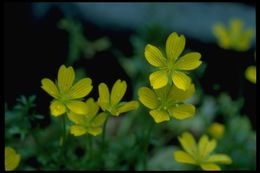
left=138, top=84, right=195, bottom=123
left=5, top=147, right=21, bottom=171
left=68, top=98, right=108, bottom=136
left=41, top=65, right=93, bottom=116
left=207, top=123, right=225, bottom=139
left=98, top=79, right=139, bottom=116
left=212, top=18, right=254, bottom=51
left=174, top=132, right=232, bottom=171
left=245, top=65, right=256, bottom=84
left=144, top=32, right=202, bottom=90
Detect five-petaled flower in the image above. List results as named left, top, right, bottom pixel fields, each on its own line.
left=41, top=64, right=93, bottom=116
left=5, top=146, right=21, bottom=171
left=138, top=84, right=195, bottom=123
left=68, top=98, right=108, bottom=136
left=98, top=79, right=139, bottom=116
left=144, top=32, right=202, bottom=91
left=174, top=132, right=232, bottom=171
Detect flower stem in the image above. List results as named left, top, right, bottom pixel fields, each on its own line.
left=143, top=120, right=154, bottom=170
left=101, top=117, right=109, bottom=170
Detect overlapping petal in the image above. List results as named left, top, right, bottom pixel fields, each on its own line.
left=174, top=150, right=196, bottom=165
left=50, top=100, right=66, bottom=116
left=69, top=78, right=93, bottom=99
left=172, top=71, right=191, bottom=91
left=66, top=100, right=88, bottom=115
left=149, top=109, right=170, bottom=123
left=70, top=125, right=87, bottom=136
left=169, top=104, right=195, bottom=120
left=149, top=70, right=168, bottom=89
left=138, top=87, right=159, bottom=109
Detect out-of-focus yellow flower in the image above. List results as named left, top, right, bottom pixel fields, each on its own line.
left=207, top=123, right=225, bottom=139
left=245, top=66, right=256, bottom=84
left=212, top=18, right=254, bottom=51
left=174, top=132, right=232, bottom=171
left=138, top=84, right=195, bottom=123
left=144, top=32, right=202, bottom=91
left=98, top=79, right=139, bottom=116
left=41, top=65, right=93, bottom=116
left=68, top=98, right=108, bottom=136
left=5, top=147, right=21, bottom=171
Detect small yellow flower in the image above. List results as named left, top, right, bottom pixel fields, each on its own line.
left=174, top=132, right=232, bottom=171
left=41, top=65, right=93, bottom=116
left=5, top=147, right=21, bottom=171
left=144, top=32, right=202, bottom=90
left=98, top=79, right=139, bottom=116
left=68, top=98, right=108, bottom=136
left=212, top=18, right=254, bottom=51
left=138, top=84, right=195, bottom=123
left=207, top=123, right=225, bottom=139
left=245, top=65, right=256, bottom=84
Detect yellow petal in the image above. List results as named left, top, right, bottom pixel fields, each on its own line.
left=172, top=71, right=191, bottom=91
left=92, top=112, right=108, bottom=126
left=57, top=65, right=75, bottom=92
left=50, top=100, right=66, bottom=116
left=41, top=78, right=59, bottom=98
left=67, top=111, right=86, bottom=124
left=207, top=154, right=232, bottom=164
left=169, top=104, right=195, bottom=120
left=198, top=135, right=217, bottom=159
left=144, top=44, right=166, bottom=67
left=200, top=163, right=221, bottom=171
left=138, top=87, right=159, bottom=109
left=178, top=132, right=197, bottom=156
left=111, top=79, right=127, bottom=105
left=114, top=101, right=139, bottom=116
left=85, top=98, right=99, bottom=119
left=245, top=66, right=256, bottom=84
left=168, top=84, right=195, bottom=103
left=98, top=83, right=110, bottom=111
left=149, top=109, right=170, bottom=123
left=87, top=127, right=102, bottom=136
left=149, top=70, right=168, bottom=89
left=175, top=52, right=202, bottom=70
left=5, top=147, right=21, bottom=171
left=173, top=150, right=196, bottom=165
left=69, top=78, right=93, bottom=99
left=212, top=23, right=230, bottom=49
left=166, top=32, right=185, bottom=61
left=70, top=125, right=87, bottom=136
left=207, top=123, right=225, bottom=139
left=66, top=101, right=88, bottom=115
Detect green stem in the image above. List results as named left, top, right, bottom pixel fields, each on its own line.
left=58, top=115, right=67, bottom=169
left=101, top=117, right=109, bottom=170
left=143, top=120, right=154, bottom=170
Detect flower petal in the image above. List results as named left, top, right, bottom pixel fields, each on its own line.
left=70, top=125, right=87, bottom=136
left=200, top=163, right=221, bottom=171
left=168, top=84, right=195, bottom=103
left=138, top=87, right=159, bottom=109
left=206, top=154, right=232, bottom=164
left=178, top=132, right=197, bottom=156
left=87, top=127, right=102, bottom=136
left=67, top=111, right=86, bottom=125
left=207, top=123, right=225, bottom=139
left=169, top=104, right=195, bottom=120
left=172, top=71, right=191, bottom=91
left=5, top=147, right=21, bottom=171
left=111, top=79, right=127, bottom=105
left=41, top=78, right=59, bottom=98
left=92, top=112, right=108, bottom=126
left=149, top=109, right=170, bottom=123
left=174, top=150, right=196, bottom=165
left=50, top=100, right=66, bottom=116
left=198, top=135, right=217, bottom=159
left=98, top=82, right=110, bottom=111
left=57, top=65, right=75, bottom=92
left=69, top=78, right=93, bottom=99
left=66, top=101, right=88, bottom=115
left=166, top=32, right=185, bottom=61
left=85, top=98, right=99, bottom=119
left=144, top=44, right=166, bottom=67
left=149, top=70, right=168, bottom=89
left=245, top=66, right=256, bottom=84
left=175, top=52, right=202, bottom=70
left=212, top=23, right=230, bottom=49
left=114, top=101, right=139, bottom=116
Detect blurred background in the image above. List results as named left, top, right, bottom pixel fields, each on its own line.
left=4, top=2, right=256, bottom=170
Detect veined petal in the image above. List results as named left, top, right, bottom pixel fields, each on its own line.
left=5, top=147, right=21, bottom=171
left=178, top=132, right=197, bottom=157
left=115, top=101, right=139, bottom=116
left=87, top=127, right=102, bottom=136
left=245, top=66, right=256, bottom=84
left=67, top=111, right=86, bottom=125
left=98, top=83, right=110, bottom=110
left=166, top=32, right=186, bottom=61
left=41, top=78, right=59, bottom=98
left=168, top=84, right=195, bottom=103
left=149, top=109, right=170, bottom=123
left=174, top=150, right=197, bottom=165
left=175, top=52, right=202, bottom=70
left=169, top=104, right=195, bottom=120
left=92, top=112, right=108, bottom=126
left=198, top=135, right=217, bottom=159
left=50, top=100, right=66, bottom=116
left=206, top=154, right=232, bottom=164
left=200, top=163, right=221, bottom=171
left=66, top=101, right=88, bottom=115
left=111, top=79, right=127, bottom=105
left=70, top=125, right=87, bottom=136
left=144, top=44, right=166, bottom=67
left=85, top=98, right=99, bottom=119
left=69, top=78, right=93, bottom=99
left=149, top=70, right=168, bottom=89
left=172, top=71, right=191, bottom=91
left=57, top=65, right=75, bottom=92
left=138, top=87, right=159, bottom=109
